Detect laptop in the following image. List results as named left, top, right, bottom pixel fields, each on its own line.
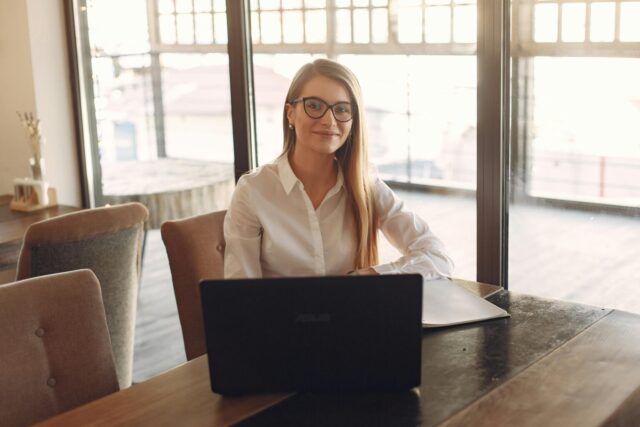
left=199, top=274, right=423, bottom=395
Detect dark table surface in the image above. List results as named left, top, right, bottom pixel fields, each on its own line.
left=38, top=283, right=640, bottom=426
left=239, top=291, right=616, bottom=426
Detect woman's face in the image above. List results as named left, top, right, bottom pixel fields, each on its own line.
left=286, top=75, right=354, bottom=157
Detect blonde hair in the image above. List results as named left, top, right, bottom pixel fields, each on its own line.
left=281, top=58, right=378, bottom=269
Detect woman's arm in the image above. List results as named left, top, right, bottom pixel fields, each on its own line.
left=371, top=178, right=454, bottom=279
left=223, top=177, right=263, bottom=278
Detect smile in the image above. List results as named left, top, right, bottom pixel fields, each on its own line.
left=312, top=131, right=340, bottom=137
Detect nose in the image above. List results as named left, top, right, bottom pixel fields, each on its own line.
left=320, top=107, right=337, bottom=126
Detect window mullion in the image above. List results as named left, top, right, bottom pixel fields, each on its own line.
left=477, top=0, right=509, bottom=287
left=226, top=0, right=257, bottom=180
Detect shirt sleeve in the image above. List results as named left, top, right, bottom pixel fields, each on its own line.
left=223, top=176, right=263, bottom=278
left=371, top=177, right=454, bottom=280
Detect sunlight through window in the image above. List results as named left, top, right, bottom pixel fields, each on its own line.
left=534, top=3, right=558, bottom=43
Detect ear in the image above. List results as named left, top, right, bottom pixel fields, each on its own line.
left=285, top=103, right=295, bottom=125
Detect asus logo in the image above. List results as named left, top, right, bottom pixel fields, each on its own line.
left=294, top=313, right=331, bottom=323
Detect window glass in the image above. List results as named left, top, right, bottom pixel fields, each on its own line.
left=510, top=2, right=640, bottom=313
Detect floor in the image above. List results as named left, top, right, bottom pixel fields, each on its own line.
left=132, top=189, right=640, bottom=382
left=132, top=229, right=186, bottom=382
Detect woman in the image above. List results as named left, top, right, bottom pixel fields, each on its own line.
left=224, top=58, right=453, bottom=279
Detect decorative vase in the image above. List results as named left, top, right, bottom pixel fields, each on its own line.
left=29, top=156, right=46, bottom=181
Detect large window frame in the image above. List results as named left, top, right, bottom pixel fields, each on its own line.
left=65, top=0, right=525, bottom=286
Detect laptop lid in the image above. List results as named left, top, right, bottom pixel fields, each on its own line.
left=200, top=274, right=423, bottom=395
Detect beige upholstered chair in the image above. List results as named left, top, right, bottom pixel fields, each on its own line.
left=16, top=202, right=148, bottom=389
left=0, top=270, right=119, bottom=426
left=161, top=210, right=226, bottom=360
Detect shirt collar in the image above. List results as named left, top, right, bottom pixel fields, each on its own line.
left=276, top=155, right=345, bottom=196
left=276, top=155, right=299, bottom=195
left=326, top=162, right=345, bottom=199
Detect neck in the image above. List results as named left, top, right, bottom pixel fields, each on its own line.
left=288, top=147, right=337, bottom=190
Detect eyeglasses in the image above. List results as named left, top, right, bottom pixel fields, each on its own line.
left=290, top=97, right=354, bottom=123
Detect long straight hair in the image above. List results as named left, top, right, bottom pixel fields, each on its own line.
left=281, top=59, right=378, bottom=269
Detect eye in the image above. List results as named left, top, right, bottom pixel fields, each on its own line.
left=334, top=103, right=351, bottom=114
left=305, top=98, right=324, bottom=111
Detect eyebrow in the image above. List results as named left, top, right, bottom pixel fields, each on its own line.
left=300, top=95, right=351, bottom=105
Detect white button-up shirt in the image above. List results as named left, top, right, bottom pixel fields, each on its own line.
left=224, top=156, right=454, bottom=279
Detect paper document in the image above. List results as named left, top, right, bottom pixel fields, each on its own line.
left=422, top=279, right=509, bottom=328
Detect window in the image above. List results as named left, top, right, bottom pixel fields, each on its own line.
left=74, top=0, right=236, bottom=215
left=509, top=0, right=640, bottom=312
left=71, top=0, right=640, bottom=311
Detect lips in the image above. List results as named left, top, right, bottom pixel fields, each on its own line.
left=312, top=131, right=340, bottom=137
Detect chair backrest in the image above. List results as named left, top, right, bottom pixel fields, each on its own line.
left=16, top=202, right=149, bottom=389
left=161, top=210, right=226, bottom=360
left=0, top=270, right=119, bottom=426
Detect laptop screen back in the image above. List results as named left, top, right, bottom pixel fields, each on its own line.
left=200, top=274, right=423, bottom=395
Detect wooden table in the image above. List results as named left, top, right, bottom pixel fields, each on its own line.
left=37, top=282, right=640, bottom=426
left=0, top=195, right=80, bottom=282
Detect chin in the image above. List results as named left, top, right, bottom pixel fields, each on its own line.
left=302, top=139, right=345, bottom=155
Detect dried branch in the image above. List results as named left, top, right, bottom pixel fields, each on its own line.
left=16, top=111, right=43, bottom=161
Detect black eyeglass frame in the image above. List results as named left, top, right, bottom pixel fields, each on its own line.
left=290, top=97, right=355, bottom=123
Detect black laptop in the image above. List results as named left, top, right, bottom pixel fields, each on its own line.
left=199, top=274, right=423, bottom=396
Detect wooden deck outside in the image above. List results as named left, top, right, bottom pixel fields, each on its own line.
left=133, top=190, right=639, bottom=382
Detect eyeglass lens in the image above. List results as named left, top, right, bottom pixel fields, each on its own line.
left=303, top=98, right=352, bottom=122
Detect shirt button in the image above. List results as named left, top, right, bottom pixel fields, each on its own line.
left=47, top=378, right=56, bottom=387
left=35, top=328, right=45, bottom=337
left=216, top=244, right=224, bottom=252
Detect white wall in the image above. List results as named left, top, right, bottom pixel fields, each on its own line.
left=0, top=0, right=81, bottom=206
left=0, top=0, right=37, bottom=191
left=26, top=0, right=81, bottom=206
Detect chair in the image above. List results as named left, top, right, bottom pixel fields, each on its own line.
left=0, top=270, right=119, bottom=426
left=16, top=202, right=148, bottom=389
left=161, top=210, right=226, bottom=360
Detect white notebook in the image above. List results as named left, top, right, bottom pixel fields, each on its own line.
left=422, top=279, right=509, bottom=328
